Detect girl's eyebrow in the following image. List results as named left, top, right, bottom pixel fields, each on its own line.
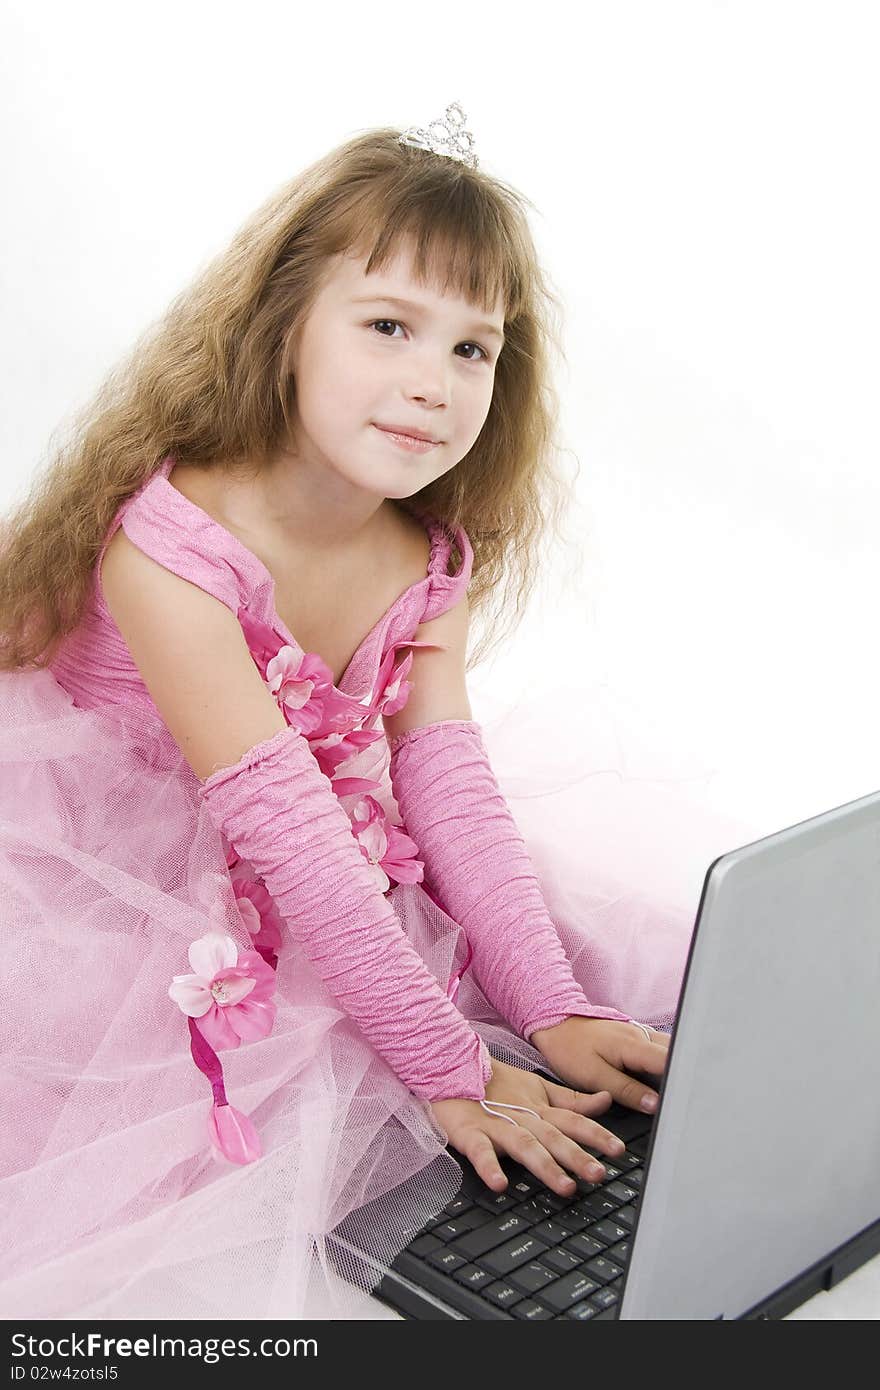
left=350, top=293, right=505, bottom=344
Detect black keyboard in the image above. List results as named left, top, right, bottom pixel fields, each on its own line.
left=377, top=1103, right=652, bottom=1319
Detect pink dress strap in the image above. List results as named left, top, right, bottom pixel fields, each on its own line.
left=96, top=458, right=258, bottom=618
left=417, top=515, right=473, bottom=624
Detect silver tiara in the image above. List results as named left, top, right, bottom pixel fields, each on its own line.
left=397, top=101, right=479, bottom=169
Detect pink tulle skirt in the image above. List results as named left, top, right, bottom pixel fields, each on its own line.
left=0, top=666, right=759, bottom=1319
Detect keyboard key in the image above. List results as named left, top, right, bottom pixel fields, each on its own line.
left=590, top=1219, right=629, bottom=1247
left=570, top=1197, right=601, bottom=1218
left=449, top=1212, right=530, bottom=1262
left=482, top=1280, right=523, bottom=1309
left=409, top=1233, right=444, bottom=1257
left=508, top=1173, right=541, bottom=1199
left=578, top=1192, right=623, bottom=1219
left=536, top=1270, right=600, bottom=1313
left=543, top=1246, right=583, bottom=1274
left=481, top=1234, right=551, bottom=1278
left=508, top=1182, right=567, bottom=1213
left=628, top=1135, right=650, bottom=1158
left=473, top=1190, right=518, bottom=1214
left=538, top=1192, right=569, bottom=1212
left=615, top=1204, right=638, bottom=1231
left=605, top=1180, right=640, bottom=1204
left=626, top=1167, right=645, bottom=1188
left=590, top=1284, right=622, bottom=1310
left=452, top=1263, right=494, bottom=1290
left=531, top=1217, right=574, bottom=1246
left=512, top=1299, right=555, bottom=1320
left=574, top=1177, right=602, bottom=1197
left=512, top=1196, right=559, bottom=1224
left=565, top=1301, right=598, bottom=1320
left=615, top=1151, right=643, bottom=1172
left=583, top=1255, right=624, bottom=1285
left=442, top=1195, right=474, bottom=1217
left=426, top=1248, right=468, bottom=1275
left=606, top=1240, right=631, bottom=1265
left=508, top=1262, right=557, bottom=1295
left=432, top=1210, right=492, bottom=1241
left=563, top=1232, right=606, bottom=1260
left=556, top=1208, right=591, bottom=1234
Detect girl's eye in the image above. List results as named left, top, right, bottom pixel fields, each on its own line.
left=368, top=319, right=491, bottom=364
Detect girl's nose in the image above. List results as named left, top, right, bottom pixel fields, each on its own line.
left=402, top=350, right=451, bottom=409
left=405, top=374, right=449, bottom=410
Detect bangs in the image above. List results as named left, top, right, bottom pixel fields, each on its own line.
left=341, top=175, right=525, bottom=321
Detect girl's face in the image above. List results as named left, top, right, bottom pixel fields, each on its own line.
left=286, top=240, right=505, bottom=501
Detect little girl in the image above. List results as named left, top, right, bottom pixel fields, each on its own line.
left=0, top=104, right=742, bottom=1320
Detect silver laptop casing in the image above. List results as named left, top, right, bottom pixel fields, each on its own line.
left=619, top=788, right=880, bottom=1319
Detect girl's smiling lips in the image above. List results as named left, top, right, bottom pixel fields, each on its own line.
left=374, top=422, right=441, bottom=442
left=373, top=424, right=441, bottom=451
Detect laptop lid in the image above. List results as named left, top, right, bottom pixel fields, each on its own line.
left=619, top=787, right=880, bottom=1319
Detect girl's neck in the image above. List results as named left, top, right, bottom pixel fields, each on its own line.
left=169, top=456, right=394, bottom=559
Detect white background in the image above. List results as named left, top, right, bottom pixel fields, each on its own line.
left=2, top=1, right=877, bottom=1319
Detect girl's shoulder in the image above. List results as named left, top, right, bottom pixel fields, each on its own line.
left=96, top=460, right=472, bottom=666
left=96, top=460, right=257, bottom=617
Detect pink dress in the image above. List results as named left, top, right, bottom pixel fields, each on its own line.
left=0, top=456, right=759, bottom=1319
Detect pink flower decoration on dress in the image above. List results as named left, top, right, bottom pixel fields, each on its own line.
left=265, top=647, right=367, bottom=738
left=309, top=725, right=386, bottom=784
left=229, top=865, right=284, bottom=964
left=236, top=609, right=286, bottom=673
left=208, top=1101, right=262, bottom=1165
left=368, top=638, right=447, bottom=720
left=265, top=645, right=316, bottom=710
left=237, top=609, right=367, bottom=739
left=169, top=931, right=277, bottom=1052
left=351, top=794, right=425, bottom=893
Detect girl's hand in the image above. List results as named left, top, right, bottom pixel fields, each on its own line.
left=530, top=1016, right=671, bottom=1115
left=427, top=1058, right=627, bottom=1198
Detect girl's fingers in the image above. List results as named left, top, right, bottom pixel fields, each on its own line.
left=620, top=1037, right=670, bottom=1078
left=582, top=1055, right=661, bottom=1115
left=462, top=1056, right=670, bottom=1195
left=545, top=1084, right=614, bottom=1118
left=469, top=1109, right=621, bottom=1198
left=470, top=1114, right=588, bottom=1198
left=464, top=1130, right=509, bottom=1191
left=540, top=1086, right=625, bottom=1159
left=500, top=1124, right=588, bottom=1197
left=544, top=1105, right=627, bottom=1163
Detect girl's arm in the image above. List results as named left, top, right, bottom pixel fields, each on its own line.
left=101, top=527, right=492, bottom=1102
left=383, top=591, right=633, bottom=1042
left=383, top=597, right=671, bottom=1115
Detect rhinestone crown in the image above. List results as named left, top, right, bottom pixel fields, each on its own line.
left=398, top=101, right=478, bottom=169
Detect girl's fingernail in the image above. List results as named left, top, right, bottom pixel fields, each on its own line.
left=640, top=1094, right=658, bottom=1113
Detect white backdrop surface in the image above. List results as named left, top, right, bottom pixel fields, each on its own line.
left=2, top=0, right=877, bottom=1319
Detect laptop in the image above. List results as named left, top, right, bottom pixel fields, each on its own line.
left=330, top=786, right=880, bottom=1319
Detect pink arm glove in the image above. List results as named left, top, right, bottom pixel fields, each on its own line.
left=197, top=726, right=492, bottom=1102
left=388, top=719, right=633, bottom=1042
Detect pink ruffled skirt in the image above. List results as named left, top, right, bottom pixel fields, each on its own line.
left=0, top=667, right=758, bottom=1319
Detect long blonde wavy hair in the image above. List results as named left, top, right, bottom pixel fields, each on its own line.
left=0, top=126, right=578, bottom=674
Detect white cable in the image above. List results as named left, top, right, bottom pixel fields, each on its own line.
left=479, top=1099, right=542, bottom=1126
